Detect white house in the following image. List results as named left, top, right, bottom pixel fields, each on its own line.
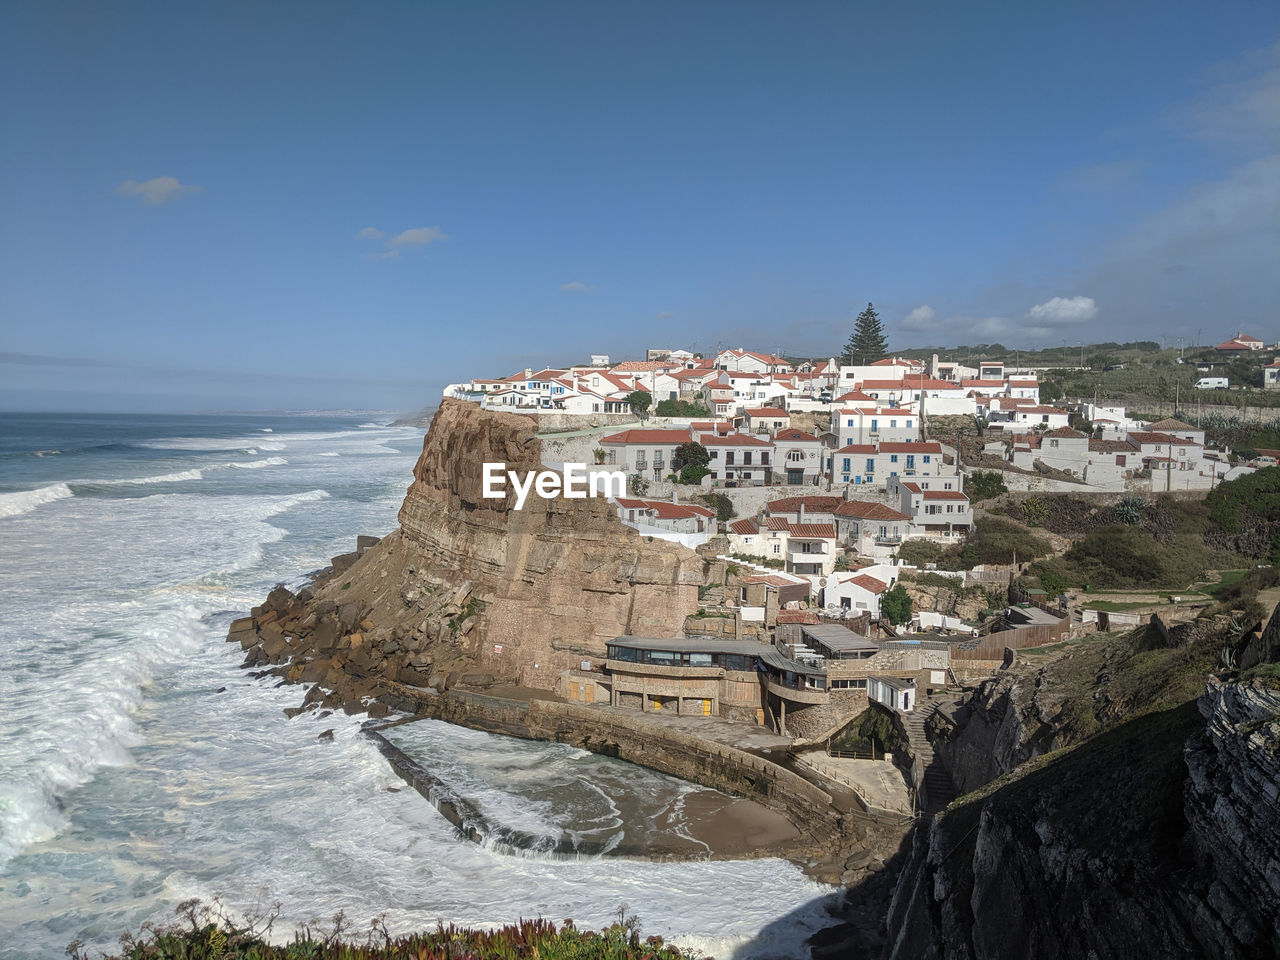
left=1004, top=405, right=1071, bottom=434
left=598, top=428, right=694, bottom=478
left=830, top=407, right=919, bottom=447
left=771, top=428, right=825, bottom=485
left=1008, top=426, right=1091, bottom=475
left=757, top=519, right=839, bottom=576
left=714, top=348, right=792, bottom=374
left=1266, top=361, right=1280, bottom=390
left=742, top=407, right=790, bottom=434
left=819, top=572, right=895, bottom=617
left=702, top=432, right=774, bottom=485
left=831, top=441, right=946, bottom=486
left=615, top=498, right=715, bottom=535
left=833, top=500, right=914, bottom=557
left=889, top=476, right=973, bottom=540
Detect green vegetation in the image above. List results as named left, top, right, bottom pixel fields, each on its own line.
left=730, top=551, right=783, bottom=569
left=966, top=469, right=1007, bottom=503
left=1057, top=526, right=1209, bottom=590
left=625, top=389, right=652, bottom=420
left=969, top=516, right=1052, bottom=566
left=830, top=706, right=906, bottom=757
left=699, top=492, right=734, bottom=521
left=672, top=441, right=711, bottom=484
left=840, top=301, right=888, bottom=365
left=72, top=902, right=699, bottom=960
left=654, top=398, right=711, bottom=417
left=881, top=583, right=913, bottom=625
left=897, top=539, right=942, bottom=566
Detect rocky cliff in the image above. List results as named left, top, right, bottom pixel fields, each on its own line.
left=881, top=610, right=1280, bottom=960
left=230, top=400, right=702, bottom=707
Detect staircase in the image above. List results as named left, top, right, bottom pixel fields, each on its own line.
left=902, top=693, right=961, bottom=813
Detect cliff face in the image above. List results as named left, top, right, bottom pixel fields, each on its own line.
left=883, top=611, right=1280, bottom=960
left=230, top=400, right=701, bottom=703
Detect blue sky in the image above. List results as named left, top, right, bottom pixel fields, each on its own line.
left=1, top=2, right=1276, bottom=412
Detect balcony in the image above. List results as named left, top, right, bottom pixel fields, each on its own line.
left=874, top=535, right=903, bottom=546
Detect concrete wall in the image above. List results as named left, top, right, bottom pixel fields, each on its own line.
left=376, top=684, right=853, bottom=846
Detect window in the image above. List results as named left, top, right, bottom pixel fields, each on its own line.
left=743, top=452, right=753, bottom=465
left=726, top=452, right=735, bottom=465
left=788, top=449, right=805, bottom=462
left=772, top=543, right=781, bottom=554
left=607, top=450, right=617, bottom=464
left=842, top=457, right=851, bottom=471
left=890, top=419, right=897, bottom=428
left=871, top=419, right=879, bottom=431
left=866, top=458, right=875, bottom=473
left=761, top=453, right=770, bottom=464
left=890, top=454, right=899, bottom=464
left=906, top=455, right=915, bottom=470
left=923, top=455, right=931, bottom=464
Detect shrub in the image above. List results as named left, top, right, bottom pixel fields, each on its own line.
left=700, top=492, right=734, bottom=521
left=655, top=398, right=711, bottom=417
left=967, top=470, right=1008, bottom=503
left=1020, top=495, right=1049, bottom=526
left=970, top=515, right=1052, bottom=566
left=881, top=583, right=914, bottom=625
left=1115, top=496, right=1145, bottom=525
left=898, top=539, right=942, bottom=566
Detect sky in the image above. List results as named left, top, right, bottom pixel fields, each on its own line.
left=1, top=1, right=1277, bottom=412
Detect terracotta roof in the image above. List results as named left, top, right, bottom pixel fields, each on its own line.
left=609, top=361, right=680, bottom=372
left=869, top=357, right=923, bottom=366
left=960, top=379, right=1006, bottom=388
left=834, top=443, right=878, bottom=454
left=843, top=574, right=889, bottom=594
left=740, top=574, right=804, bottom=587
left=1042, top=426, right=1088, bottom=439
left=745, top=407, right=788, bottom=418
left=788, top=522, right=837, bottom=539
left=774, top=428, right=819, bottom=442
left=1008, top=379, right=1040, bottom=387
left=858, top=378, right=961, bottom=391
left=766, top=517, right=790, bottom=531
left=599, top=429, right=692, bottom=445
left=729, top=518, right=760, bottom=535
left=922, top=490, right=969, bottom=501
left=1149, top=418, right=1198, bottom=431
left=1016, top=406, right=1069, bottom=415
left=690, top=420, right=734, bottom=433
left=900, top=481, right=922, bottom=493
left=766, top=495, right=845, bottom=514
left=615, top=498, right=714, bottom=520
left=834, top=390, right=877, bottom=402
left=700, top=433, right=772, bottom=447
left=834, top=501, right=910, bottom=521
left=879, top=441, right=943, bottom=453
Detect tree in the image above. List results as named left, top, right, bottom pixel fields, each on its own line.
left=672, top=441, right=710, bottom=484
left=967, top=470, right=1007, bottom=503
left=626, top=390, right=652, bottom=420
left=840, top=302, right=889, bottom=365
left=881, top=583, right=913, bottom=625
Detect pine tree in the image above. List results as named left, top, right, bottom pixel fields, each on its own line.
left=841, top=302, right=889, bottom=365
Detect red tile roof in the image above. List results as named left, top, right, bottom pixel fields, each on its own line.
left=834, top=443, right=878, bottom=454
left=834, top=390, right=877, bottom=403
left=745, top=407, right=788, bottom=418
left=729, top=518, right=760, bottom=535
left=599, top=429, right=692, bottom=445
left=1127, top=431, right=1202, bottom=446
left=788, top=522, right=837, bottom=539
left=1008, top=379, right=1040, bottom=387
left=1016, top=406, right=1069, bottom=415
left=615, top=498, right=715, bottom=519
left=843, top=574, right=889, bottom=594
left=923, top=490, right=970, bottom=501
left=1042, top=426, right=1088, bottom=439
left=834, top=501, right=910, bottom=521
left=1148, top=418, right=1197, bottom=431
left=766, top=517, right=790, bottom=531
left=774, top=428, right=819, bottom=442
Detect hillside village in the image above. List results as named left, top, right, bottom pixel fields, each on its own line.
left=424, top=334, right=1280, bottom=772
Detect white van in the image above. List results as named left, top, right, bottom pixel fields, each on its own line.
left=1195, top=377, right=1228, bottom=389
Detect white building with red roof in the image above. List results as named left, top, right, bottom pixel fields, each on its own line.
left=833, top=500, right=914, bottom=557
left=714, top=348, right=793, bottom=374
left=1214, top=332, right=1264, bottom=352
left=701, top=432, right=774, bottom=486
left=818, top=571, right=897, bottom=618
left=614, top=498, right=716, bottom=546
left=888, top=475, right=973, bottom=540
left=598, top=427, right=696, bottom=479
left=771, top=428, right=824, bottom=485
left=742, top=407, right=790, bottom=434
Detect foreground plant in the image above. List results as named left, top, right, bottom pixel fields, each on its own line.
left=67, top=899, right=705, bottom=960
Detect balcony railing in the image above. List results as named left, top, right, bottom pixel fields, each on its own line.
left=874, top=535, right=902, bottom=545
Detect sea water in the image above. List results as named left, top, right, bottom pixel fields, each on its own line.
left=0, top=413, right=834, bottom=959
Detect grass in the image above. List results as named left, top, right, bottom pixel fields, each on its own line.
left=1210, top=569, right=1250, bottom=596
left=1081, top=600, right=1164, bottom=612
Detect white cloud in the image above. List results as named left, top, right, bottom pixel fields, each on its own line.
left=901, top=305, right=936, bottom=330
left=1174, top=42, right=1280, bottom=150
left=356, top=226, right=384, bottom=241
left=560, top=281, right=590, bottom=292
left=1026, top=296, right=1098, bottom=325
left=389, top=226, right=447, bottom=247
left=115, top=176, right=201, bottom=205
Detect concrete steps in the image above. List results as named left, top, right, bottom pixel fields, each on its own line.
left=903, top=692, right=962, bottom=813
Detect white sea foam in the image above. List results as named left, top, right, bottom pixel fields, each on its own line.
left=318, top=451, right=339, bottom=457
left=0, top=482, right=74, bottom=518
left=227, top=457, right=288, bottom=470
left=99, top=469, right=204, bottom=485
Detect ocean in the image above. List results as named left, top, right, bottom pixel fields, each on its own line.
left=0, top=412, right=834, bottom=958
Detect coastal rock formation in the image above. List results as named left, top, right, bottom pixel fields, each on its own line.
left=231, top=399, right=701, bottom=705
left=880, top=610, right=1280, bottom=960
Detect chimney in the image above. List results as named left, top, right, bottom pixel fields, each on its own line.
left=798, top=501, right=806, bottom=523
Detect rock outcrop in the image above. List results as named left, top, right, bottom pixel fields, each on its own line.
left=880, top=609, right=1280, bottom=960
left=231, top=400, right=702, bottom=708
